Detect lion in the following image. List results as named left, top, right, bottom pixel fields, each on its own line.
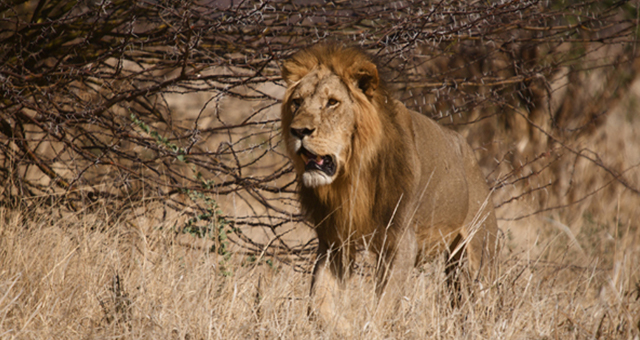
left=280, top=43, right=498, bottom=331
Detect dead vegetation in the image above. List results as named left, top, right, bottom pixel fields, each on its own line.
left=0, top=199, right=638, bottom=339
left=1, top=0, right=640, bottom=338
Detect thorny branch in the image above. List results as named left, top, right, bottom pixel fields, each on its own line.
left=1, top=0, right=639, bottom=261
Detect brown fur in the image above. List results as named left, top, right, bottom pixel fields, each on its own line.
left=281, top=44, right=498, bottom=331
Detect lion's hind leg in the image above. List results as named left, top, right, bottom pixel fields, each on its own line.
left=460, top=142, right=499, bottom=284
left=446, top=195, right=499, bottom=307
left=444, top=233, right=465, bottom=306
left=461, top=199, right=498, bottom=285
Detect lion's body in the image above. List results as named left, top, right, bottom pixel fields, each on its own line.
left=281, top=44, right=497, bottom=331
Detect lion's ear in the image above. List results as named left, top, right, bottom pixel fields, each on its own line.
left=351, top=61, right=379, bottom=98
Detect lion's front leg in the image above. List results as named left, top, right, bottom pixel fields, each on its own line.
left=309, top=242, right=352, bottom=333
left=373, top=226, right=418, bottom=325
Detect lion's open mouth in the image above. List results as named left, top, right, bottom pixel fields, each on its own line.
left=299, top=147, right=336, bottom=176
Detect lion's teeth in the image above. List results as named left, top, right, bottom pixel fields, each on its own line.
left=300, top=149, right=325, bottom=166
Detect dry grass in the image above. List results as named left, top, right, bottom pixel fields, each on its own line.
left=0, top=193, right=638, bottom=340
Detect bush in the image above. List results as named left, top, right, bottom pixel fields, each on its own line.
left=1, top=0, right=639, bottom=254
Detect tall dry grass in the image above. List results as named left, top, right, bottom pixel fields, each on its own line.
left=1, top=189, right=638, bottom=339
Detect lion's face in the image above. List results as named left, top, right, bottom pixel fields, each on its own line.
left=282, top=66, right=356, bottom=187
left=281, top=44, right=383, bottom=188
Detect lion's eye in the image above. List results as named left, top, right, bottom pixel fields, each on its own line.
left=291, top=98, right=302, bottom=110
left=327, top=98, right=339, bottom=107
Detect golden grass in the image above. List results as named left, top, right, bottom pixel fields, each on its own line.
left=0, top=197, right=638, bottom=339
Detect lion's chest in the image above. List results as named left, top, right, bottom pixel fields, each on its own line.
left=303, top=181, right=410, bottom=247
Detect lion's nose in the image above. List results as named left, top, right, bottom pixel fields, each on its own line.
left=290, top=127, right=315, bottom=139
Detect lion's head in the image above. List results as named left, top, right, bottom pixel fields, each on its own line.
left=281, top=44, right=386, bottom=188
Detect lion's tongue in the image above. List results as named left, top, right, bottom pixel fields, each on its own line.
left=303, top=151, right=323, bottom=165
left=306, top=156, right=323, bottom=165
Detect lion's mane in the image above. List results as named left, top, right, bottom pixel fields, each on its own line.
left=282, top=44, right=415, bottom=248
